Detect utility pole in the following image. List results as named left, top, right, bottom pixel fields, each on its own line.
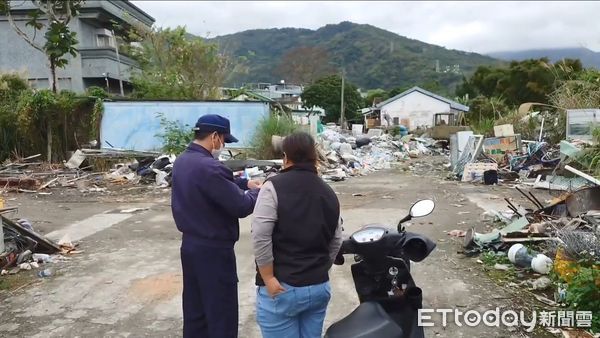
left=112, top=30, right=125, bottom=97
left=340, top=68, right=345, bottom=130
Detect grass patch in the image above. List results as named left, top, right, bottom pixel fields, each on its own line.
left=249, top=114, right=298, bottom=160
left=0, top=272, right=35, bottom=291
left=480, top=250, right=511, bottom=266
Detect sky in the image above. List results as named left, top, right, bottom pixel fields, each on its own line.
left=131, top=1, right=600, bottom=54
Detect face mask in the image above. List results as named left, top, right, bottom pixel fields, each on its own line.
left=211, top=134, right=224, bottom=159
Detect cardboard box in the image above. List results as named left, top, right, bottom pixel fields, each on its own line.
left=483, top=135, right=522, bottom=163
left=494, top=124, right=515, bottom=137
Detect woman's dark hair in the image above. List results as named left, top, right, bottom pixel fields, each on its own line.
left=282, top=132, right=317, bottom=164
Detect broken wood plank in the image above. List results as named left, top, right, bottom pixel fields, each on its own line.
left=65, top=174, right=91, bottom=184
left=21, top=154, right=42, bottom=162
left=565, top=165, right=600, bottom=186
left=38, top=177, right=59, bottom=190
left=0, top=207, right=18, bottom=214
left=0, top=177, right=40, bottom=190
left=65, top=150, right=86, bottom=169
left=1, top=215, right=61, bottom=254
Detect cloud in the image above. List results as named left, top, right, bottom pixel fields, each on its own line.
left=131, top=1, right=600, bottom=53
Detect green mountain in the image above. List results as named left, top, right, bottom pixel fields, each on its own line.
left=488, top=48, right=600, bottom=69
left=210, top=21, right=502, bottom=93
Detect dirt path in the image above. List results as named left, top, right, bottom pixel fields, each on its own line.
left=0, top=162, right=554, bottom=337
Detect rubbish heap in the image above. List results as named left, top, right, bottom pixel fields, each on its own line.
left=458, top=185, right=599, bottom=322
left=1, top=214, right=74, bottom=277
left=449, top=125, right=599, bottom=190
left=317, top=126, right=444, bottom=182
left=463, top=186, right=600, bottom=254
left=0, top=149, right=176, bottom=195
left=450, top=125, right=599, bottom=277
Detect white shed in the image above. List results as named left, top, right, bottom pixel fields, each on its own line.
left=376, top=86, right=469, bottom=130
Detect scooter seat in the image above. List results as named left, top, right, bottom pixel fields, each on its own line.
left=325, top=301, right=404, bottom=338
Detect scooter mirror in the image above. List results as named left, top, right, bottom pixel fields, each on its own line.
left=410, top=199, right=435, bottom=218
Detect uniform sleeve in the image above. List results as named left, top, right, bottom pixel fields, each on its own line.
left=201, top=166, right=259, bottom=218
left=328, top=217, right=344, bottom=264
left=234, top=177, right=249, bottom=191
left=251, top=181, right=278, bottom=267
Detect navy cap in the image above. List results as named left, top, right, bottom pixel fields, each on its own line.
left=192, top=114, right=239, bottom=143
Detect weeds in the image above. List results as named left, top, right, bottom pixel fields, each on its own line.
left=564, top=264, right=600, bottom=333
left=249, top=114, right=298, bottom=160
left=571, top=127, right=600, bottom=178
left=155, top=112, right=194, bottom=155
left=389, top=126, right=401, bottom=137
left=469, top=118, right=495, bottom=137
left=480, top=250, right=511, bottom=266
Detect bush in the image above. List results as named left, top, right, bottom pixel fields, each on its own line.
left=249, top=114, right=298, bottom=160
left=469, top=117, right=495, bottom=137
left=0, top=74, right=31, bottom=160
left=467, top=96, right=510, bottom=123
left=389, top=126, right=401, bottom=137
left=156, top=112, right=194, bottom=155
left=86, top=86, right=109, bottom=99
left=565, top=265, right=600, bottom=333
left=0, top=73, right=101, bottom=162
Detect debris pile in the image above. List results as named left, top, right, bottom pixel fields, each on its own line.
left=0, top=149, right=176, bottom=196
left=449, top=126, right=598, bottom=191
left=317, top=126, right=444, bottom=181
left=464, top=186, right=600, bottom=255
left=1, top=215, right=74, bottom=277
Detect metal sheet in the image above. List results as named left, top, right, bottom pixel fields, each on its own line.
left=100, top=101, right=271, bottom=151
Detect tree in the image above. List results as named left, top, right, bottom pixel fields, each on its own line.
left=301, top=74, right=363, bottom=123
left=388, top=85, right=412, bottom=98
left=128, top=26, right=229, bottom=100
left=455, top=58, right=587, bottom=109
left=364, top=88, right=389, bottom=107
left=275, top=46, right=336, bottom=85
left=1, top=0, right=83, bottom=161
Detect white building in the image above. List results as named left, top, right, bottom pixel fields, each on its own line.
left=375, top=86, right=469, bottom=130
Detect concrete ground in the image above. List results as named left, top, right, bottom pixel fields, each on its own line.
left=0, top=159, right=558, bottom=337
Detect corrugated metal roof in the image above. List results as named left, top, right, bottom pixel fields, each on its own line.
left=376, top=86, right=470, bottom=112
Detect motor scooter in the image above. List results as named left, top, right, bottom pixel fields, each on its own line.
left=325, top=199, right=437, bottom=338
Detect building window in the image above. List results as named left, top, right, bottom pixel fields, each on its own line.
left=97, top=35, right=114, bottom=48
left=393, top=117, right=400, bottom=126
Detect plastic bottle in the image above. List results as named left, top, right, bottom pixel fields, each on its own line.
left=32, top=253, right=53, bottom=263
left=37, top=268, right=53, bottom=278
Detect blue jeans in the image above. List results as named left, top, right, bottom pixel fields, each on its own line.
left=256, top=281, right=332, bottom=338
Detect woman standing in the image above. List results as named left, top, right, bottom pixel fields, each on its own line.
left=252, top=132, right=342, bottom=338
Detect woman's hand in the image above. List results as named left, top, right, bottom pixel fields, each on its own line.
left=248, top=180, right=263, bottom=190
left=265, top=277, right=285, bottom=298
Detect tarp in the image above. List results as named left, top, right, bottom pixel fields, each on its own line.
left=100, top=101, right=270, bottom=151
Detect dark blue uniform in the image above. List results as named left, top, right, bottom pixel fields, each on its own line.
left=172, top=142, right=259, bottom=338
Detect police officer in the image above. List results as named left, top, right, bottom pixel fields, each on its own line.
left=171, top=114, right=261, bottom=338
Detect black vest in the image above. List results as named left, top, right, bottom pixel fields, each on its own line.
left=255, top=164, right=340, bottom=287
